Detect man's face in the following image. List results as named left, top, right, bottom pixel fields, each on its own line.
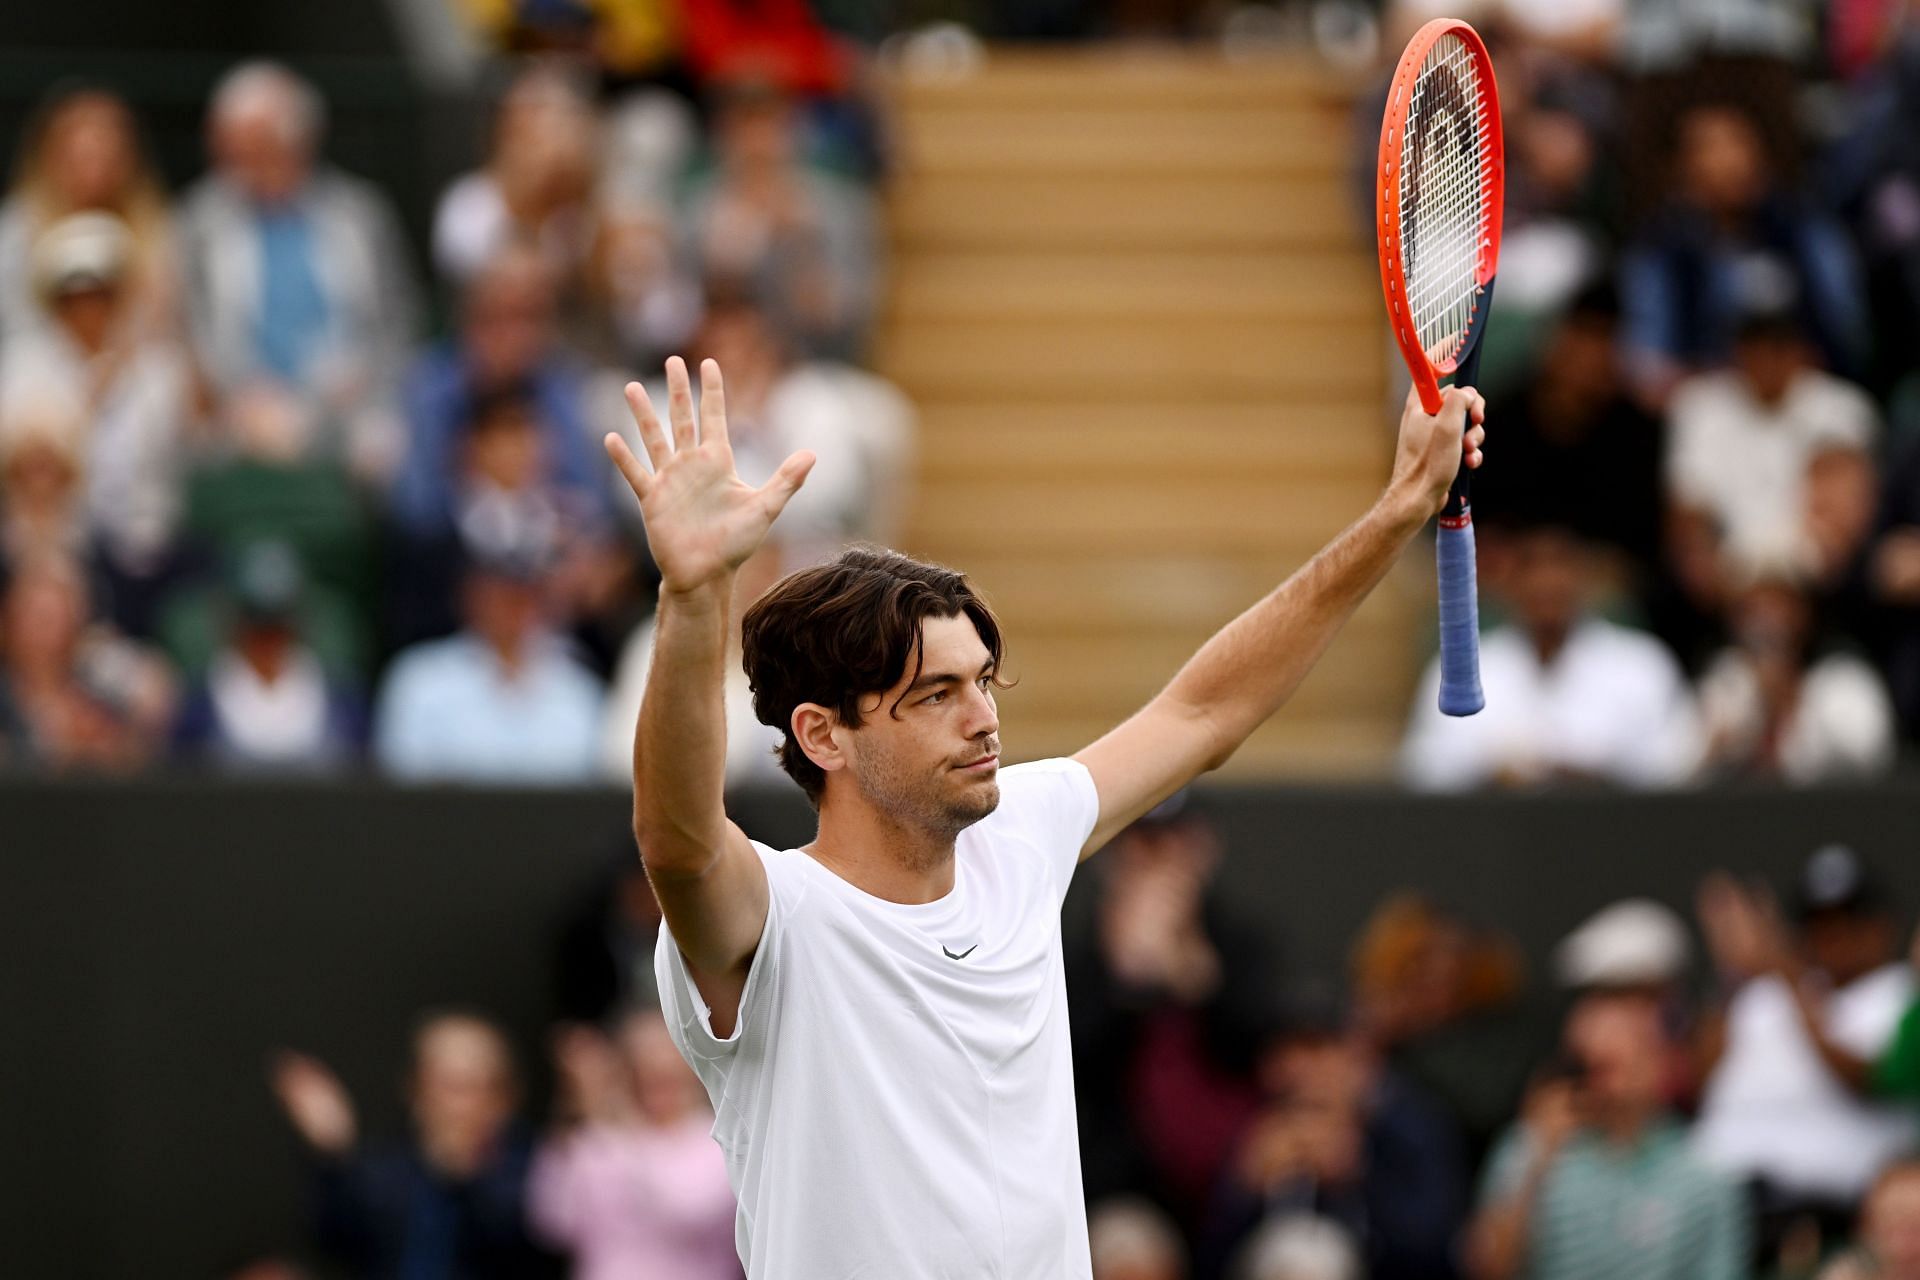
left=1867, top=1171, right=1920, bottom=1278
left=410, top=1019, right=514, bottom=1153
left=840, top=613, right=1001, bottom=844
left=212, top=105, right=310, bottom=204
left=1566, top=994, right=1665, bottom=1115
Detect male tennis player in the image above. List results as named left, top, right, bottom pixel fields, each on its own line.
left=605, top=356, right=1486, bottom=1278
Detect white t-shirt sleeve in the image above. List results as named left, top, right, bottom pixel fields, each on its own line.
left=989, top=758, right=1102, bottom=904
left=655, top=842, right=798, bottom=1075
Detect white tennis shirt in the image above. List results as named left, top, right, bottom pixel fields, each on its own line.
left=656, top=758, right=1102, bottom=1279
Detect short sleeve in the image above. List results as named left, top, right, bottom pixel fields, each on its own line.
left=988, top=758, right=1102, bottom=903
left=655, top=843, right=796, bottom=1072
left=1475, top=1126, right=1533, bottom=1208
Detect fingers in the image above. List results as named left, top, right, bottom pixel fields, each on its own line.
left=604, top=432, right=652, bottom=500
left=758, top=449, right=816, bottom=515
left=1465, top=423, right=1486, bottom=470
left=699, top=358, right=730, bottom=452
left=665, top=355, right=697, bottom=450
left=624, top=381, right=670, bottom=468
left=1446, top=386, right=1488, bottom=469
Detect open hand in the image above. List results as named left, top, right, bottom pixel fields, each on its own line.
left=604, top=356, right=814, bottom=596
left=268, top=1050, right=357, bottom=1156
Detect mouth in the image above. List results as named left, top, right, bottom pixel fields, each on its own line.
left=956, top=754, right=999, bottom=773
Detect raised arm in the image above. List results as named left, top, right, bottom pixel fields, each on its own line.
left=1073, top=386, right=1485, bottom=855
left=606, top=357, right=813, bottom=1026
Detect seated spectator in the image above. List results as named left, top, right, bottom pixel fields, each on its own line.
left=1350, top=896, right=1544, bottom=1163
left=433, top=63, right=597, bottom=287
left=1693, top=849, right=1916, bottom=1255
left=1621, top=101, right=1867, bottom=407
left=1666, top=304, right=1879, bottom=608
left=1465, top=990, right=1749, bottom=1280
left=0, top=550, right=175, bottom=773
left=0, top=404, right=88, bottom=565
left=1695, top=568, right=1898, bottom=782
left=1401, top=525, right=1699, bottom=791
left=1819, top=1161, right=1920, bottom=1280
left=179, top=61, right=419, bottom=475
left=0, top=211, right=194, bottom=631
left=1230, top=1215, right=1363, bottom=1280
left=687, top=81, right=880, bottom=360
left=1471, top=283, right=1664, bottom=584
left=394, top=244, right=609, bottom=551
left=1552, top=899, right=1699, bottom=1106
left=1067, top=795, right=1272, bottom=1221
left=528, top=1010, right=738, bottom=1279
left=1088, top=1198, right=1188, bottom=1280
left=1200, top=991, right=1467, bottom=1280
left=373, top=527, right=604, bottom=783
left=0, top=84, right=179, bottom=342
left=575, top=197, right=702, bottom=369
left=172, top=541, right=364, bottom=773
left=267, top=1012, right=558, bottom=1279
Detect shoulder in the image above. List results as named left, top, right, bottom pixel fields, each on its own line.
left=981, top=758, right=1099, bottom=827
left=381, top=636, right=472, bottom=690
left=1579, top=619, right=1681, bottom=674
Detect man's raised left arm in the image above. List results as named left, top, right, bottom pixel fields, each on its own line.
left=1073, top=385, right=1486, bottom=856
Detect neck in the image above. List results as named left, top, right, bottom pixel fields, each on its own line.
left=1530, top=622, right=1572, bottom=665
left=807, top=794, right=958, bottom=905
left=1594, top=1101, right=1656, bottom=1148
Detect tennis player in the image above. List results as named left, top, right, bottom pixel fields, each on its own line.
left=606, top=355, right=1486, bottom=1278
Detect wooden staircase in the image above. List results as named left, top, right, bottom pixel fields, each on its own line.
left=875, top=50, right=1423, bottom=779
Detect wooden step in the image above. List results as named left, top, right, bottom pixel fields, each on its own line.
left=888, top=249, right=1381, bottom=322
left=890, top=175, right=1357, bottom=250
left=896, top=106, right=1350, bottom=178
left=887, top=52, right=1358, bottom=112
left=876, top=316, right=1385, bottom=398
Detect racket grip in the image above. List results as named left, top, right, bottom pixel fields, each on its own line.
left=1435, top=516, right=1485, bottom=717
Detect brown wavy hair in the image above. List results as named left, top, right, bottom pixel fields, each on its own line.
left=741, top=547, right=1007, bottom=804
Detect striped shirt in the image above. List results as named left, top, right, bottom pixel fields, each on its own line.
left=1479, top=1120, right=1750, bottom=1280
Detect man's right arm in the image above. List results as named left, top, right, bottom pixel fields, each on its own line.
left=607, top=356, right=813, bottom=1038
left=631, top=575, right=768, bottom=1033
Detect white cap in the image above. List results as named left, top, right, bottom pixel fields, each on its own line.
left=1554, top=898, right=1691, bottom=989
left=32, top=211, right=132, bottom=298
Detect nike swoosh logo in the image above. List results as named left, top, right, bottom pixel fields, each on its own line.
left=943, top=944, right=979, bottom=960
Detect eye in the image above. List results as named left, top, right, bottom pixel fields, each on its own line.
left=923, top=690, right=947, bottom=705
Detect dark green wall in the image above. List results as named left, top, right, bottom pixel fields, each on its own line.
left=4, top=778, right=1918, bottom=1276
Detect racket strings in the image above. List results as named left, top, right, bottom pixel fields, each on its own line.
left=1397, top=33, right=1491, bottom=368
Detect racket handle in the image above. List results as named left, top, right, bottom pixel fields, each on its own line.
left=1435, top=513, right=1484, bottom=717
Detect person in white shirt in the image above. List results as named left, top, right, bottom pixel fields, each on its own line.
left=1402, top=525, right=1698, bottom=790
left=599, top=355, right=1488, bottom=1278
left=1665, top=307, right=1878, bottom=603
left=1693, top=847, right=1915, bottom=1239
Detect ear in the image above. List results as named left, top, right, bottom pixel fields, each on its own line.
left=791, top=702, right=848, bottom=780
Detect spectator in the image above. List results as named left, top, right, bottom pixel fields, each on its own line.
left=1693, top=848, right=1916, bottom=1255
left=0, top=550, right=175, bottom=773
left=0, top=403, right=88, bottom=566
left=1067, top=796, right=1273, bottom=1221
left=1089, top=1197, right=1188, bottom=1280
left=172, top=541, right=364, bottom=772
left=1621, top=102, right=1867, bottom=406
left=1819, top=1161, right=1920, bottom=1280
left=1401, top=525, right=1699, bottom=790
left=1200, top=991, right=1468, bottom=1280
left=0, top=210, right=195, bottom=631
left=1465, top=991, right=1749, bottom=1280
left=1665, top=304, right=1880, bottom=603
left=268, top=1012, right=558, bottom=1280
left=179, top=60, right=419, bottom=474
left=373, top=529, right=604, bottom=784
left=575, top=197, right=702, bottom=369
left=1350, top=896, right=1544, bottom=1163
left=1552, top=899, right=1700, bottom=1107
left=0, top=84, right=178, bottom=342
left=1470, top=283, right=1664, bottom=583
left=1695, top=568, right=1898, bottom=782
left=528, top=1010, right=739, bottom=1280
left=687, top=81, right=880, bottom=360
left=433, top=64, right=598, bottom=287
left=393, top=243, right=608, bottom=551
left=1229, top=1214, right=1364, bottom=1280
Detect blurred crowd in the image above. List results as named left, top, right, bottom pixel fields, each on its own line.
left=0, top=3, right=913, bottom=781
left=1071, top=816, right=1920, bottom=1280
left=235, top=811, right=1920, bottom=1280
left=1388, top=0, right=1920, bottom=785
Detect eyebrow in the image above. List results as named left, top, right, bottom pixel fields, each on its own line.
left=906, top=659, right=995, bottom=695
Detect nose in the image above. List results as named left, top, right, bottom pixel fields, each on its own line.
left=964, top=681, right=999, bottom=740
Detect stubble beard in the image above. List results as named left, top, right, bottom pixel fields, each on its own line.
left=851, top=743, right=1001, bottom=871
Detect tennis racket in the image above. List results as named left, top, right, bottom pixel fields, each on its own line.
left=1375, top=18, right=1504, bottom=717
